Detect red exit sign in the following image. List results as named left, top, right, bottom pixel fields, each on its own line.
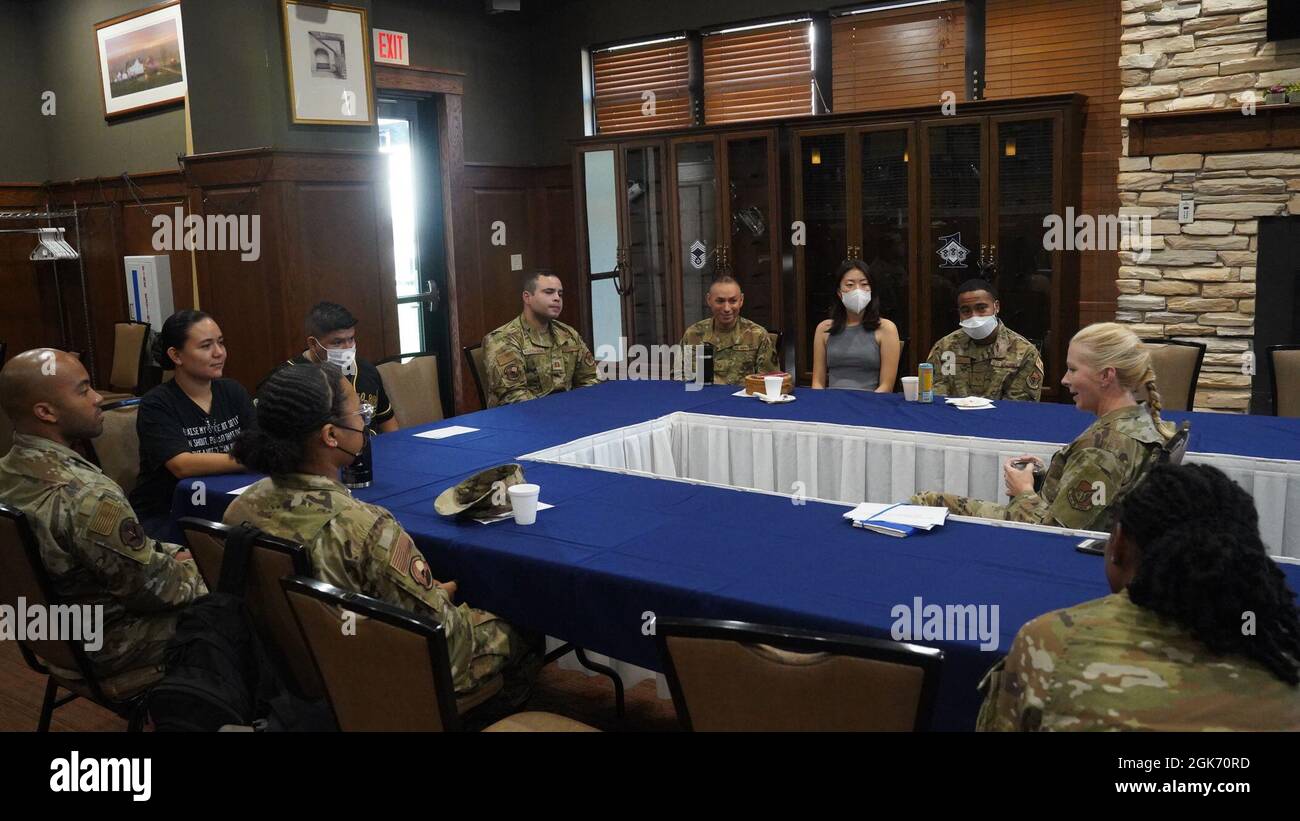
left=374, top=29, right=409, bottom=66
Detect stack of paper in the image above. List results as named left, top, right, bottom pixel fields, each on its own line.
left=843, top=502, right=948, bottom=538
left=944, top=396, right=995, bottom=411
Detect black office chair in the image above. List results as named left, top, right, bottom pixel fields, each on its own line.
left=0, top=502, right=155, bottom=731
left=656, top=617, right=943, bottom=731
left=463, top=343, right=488, bottom=409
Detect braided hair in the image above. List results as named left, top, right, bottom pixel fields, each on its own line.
left=232, top=362, right=346, bottom=476
left=1118, top=463, right=1300, bottom=685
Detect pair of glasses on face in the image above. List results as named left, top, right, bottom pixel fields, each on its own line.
left=333, top=401, right=375, bottom=434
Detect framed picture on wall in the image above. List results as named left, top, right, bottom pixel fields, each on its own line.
left=281, top=0, right=376, bottom=126
left=94, top=0, right=188, bottom=119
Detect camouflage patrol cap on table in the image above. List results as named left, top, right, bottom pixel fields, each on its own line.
left=434, top=463, right=526, bottom=519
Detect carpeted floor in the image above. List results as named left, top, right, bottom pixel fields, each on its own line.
left=0, top=640, right=679, bottom=732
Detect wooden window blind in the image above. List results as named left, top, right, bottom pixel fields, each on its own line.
left=592, top=38, right=692, bottom=135
left=703, top=20, right=813, bottom=125
left=985, top=0, right=1121, bottom=322
left=832, top=2, right=965, bottom=113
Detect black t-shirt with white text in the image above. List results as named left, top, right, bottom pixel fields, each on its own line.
left=129, top=378, right=255, bottom=518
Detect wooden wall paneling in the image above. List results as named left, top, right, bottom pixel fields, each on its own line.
left=438, top=93, right=476, bottom=415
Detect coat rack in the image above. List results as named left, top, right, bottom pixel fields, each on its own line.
left=0, top=208, right=96, bottom=383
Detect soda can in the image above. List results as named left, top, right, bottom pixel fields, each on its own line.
left=918, top=362, right=934, bottom=403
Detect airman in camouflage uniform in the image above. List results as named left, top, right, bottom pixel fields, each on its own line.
left=224, top=473, right=536, bottom=697
left=482, top=271, right=598, bottom=408
left=483, top=315, right=598, bottom=408
left=0, top=348, right=206, bottom=679
left=977, top=590, right=1300, bottom=730
left=679, top=316, right=779, bottom=386
left=925, top=321, right=1044, bottom=401
left=911, top=405, right=1167, bottom=532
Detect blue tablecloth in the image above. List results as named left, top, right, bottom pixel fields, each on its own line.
left=172, top=381, right=1300, bottom=730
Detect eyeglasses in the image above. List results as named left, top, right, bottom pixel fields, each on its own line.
left=333, top=402, right=375, bottom=432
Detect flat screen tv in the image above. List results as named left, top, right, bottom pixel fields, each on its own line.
left=1268, top=0, right=1300, bottom=41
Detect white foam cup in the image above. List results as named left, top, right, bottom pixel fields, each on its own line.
left=508, top=483, right=541, bottom=525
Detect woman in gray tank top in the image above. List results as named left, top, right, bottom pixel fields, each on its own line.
left=811, top=259, right=902, bottom=392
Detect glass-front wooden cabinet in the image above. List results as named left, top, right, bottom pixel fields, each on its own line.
left=575, top=95, right=1081, bottom=396
left=793, top=101, right=1078, bottom=397
left=670, top=129, right=780, bottom=336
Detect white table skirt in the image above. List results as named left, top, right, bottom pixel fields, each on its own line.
left=523, top=411, right=1300, bottom=559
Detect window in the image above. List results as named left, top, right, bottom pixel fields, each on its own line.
left=703, top=19, right=813, bottom=125
left=832, top=1, right=965, bottom=113
left=591, top=37, right=692, bottom=135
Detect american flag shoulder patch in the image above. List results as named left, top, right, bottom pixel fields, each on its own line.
left=388, top=534, right=413, bottom=575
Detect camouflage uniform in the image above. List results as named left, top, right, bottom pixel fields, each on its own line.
left=224, top=472, right=534, bottom=697
left=0, top=433, right=206, bottom=677
left=911, top=405, right=1167, bottom=532
left=678, top=316, right=779, bottom=386
left=482, top=313, right=599, bottom=408
left=977, top=590, right=1300, bottom=731
left=925, top=321, right=1044, bottom=401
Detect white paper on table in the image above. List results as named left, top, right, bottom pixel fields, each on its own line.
left=730, top=389, right=749, bottom=397
left=843, top=502, right=948, bottom=530
left=944, top=396, right=995, bottom=409
left=475, top=502, right=554, bottom=524
left=227, top=483, right=256, bottom=496
left=414, top=425, right=480, bottom=440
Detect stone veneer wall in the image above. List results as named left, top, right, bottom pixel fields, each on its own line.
left=1118, top=0, right=1300, bottom=411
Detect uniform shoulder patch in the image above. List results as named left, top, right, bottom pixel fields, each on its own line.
left=1066, top=479, right=1096, bottom=512
left=119, top=518, right=146, bottom=550
left=87, top=499, right=117, bottom=536
left=1027, top=363, right=1044, bottom=390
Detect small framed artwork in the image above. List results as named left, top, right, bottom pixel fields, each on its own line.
left=281, top=0, right=376, bottom=126
left=94, top=1, right=188, bottom=119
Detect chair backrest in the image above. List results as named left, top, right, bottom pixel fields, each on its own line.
left=1142, top=339, right=1205, bottom=412
left=1270, top=346, right=1300, bottom=418
left=1160, top=420, right=1192, bottom=466
left=281, top=576, right=460, bottom=732
left=766, top=330, right=784, bottom=372
left=0, top=502, right=100, bottom=685
left=657, top=617, right=943, bottom=731
left=110, top=321, right=149, bottom=393
left=376, top=354, right=443, bottom=428
left=0, top=403, right=12, bottom=459
left=92, top=399, right=141, bottom=494
left=179, top=517, right=324, bottom=699
left=463, top=343, right=488, bottom=408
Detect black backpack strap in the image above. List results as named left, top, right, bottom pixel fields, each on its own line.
left=217, top=523, right=261, bottom=596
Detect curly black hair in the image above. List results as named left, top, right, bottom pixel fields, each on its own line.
left=231, top=362, right=347, bottom=476
left=1119, top=463, right=1300, bottom=685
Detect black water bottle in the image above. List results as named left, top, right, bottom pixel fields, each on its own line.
left=341, top=429, right=374, bottom=489
left=701, top=342, right=715, bottom=384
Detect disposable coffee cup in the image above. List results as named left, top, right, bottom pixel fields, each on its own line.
left=902, top=376, right=919, bottom=402
left=508, top=483, right=541, bottom=525
left=763, top=375, right=784, bottom=400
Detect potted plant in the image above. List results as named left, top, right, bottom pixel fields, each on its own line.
left=1266, top=84, right=1288, bottom=105
left=1289, top=82, right=1300, bottom=104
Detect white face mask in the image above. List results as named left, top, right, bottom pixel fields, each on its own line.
left=841, top=289, right=872, bottom=314
left=323, top=345, right=357, bottom=375
left=959, top=314, right=999, bottom=340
